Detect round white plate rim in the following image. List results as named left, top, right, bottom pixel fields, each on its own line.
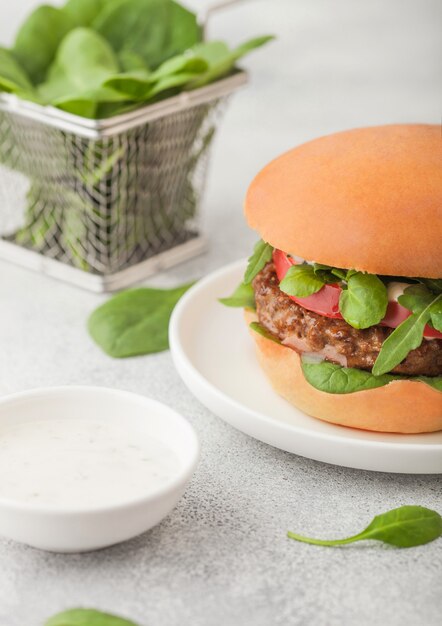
left=169, top=259, right=442, bottom=474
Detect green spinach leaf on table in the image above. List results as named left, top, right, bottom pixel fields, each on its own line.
left=88, top=283, right=193, bottom=358
left=45, top=607, right=139, bottom=626
left=288, top=505, right=442, bottom=548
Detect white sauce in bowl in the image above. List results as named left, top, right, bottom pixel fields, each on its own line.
left=0, top=418, right=180, bottom=508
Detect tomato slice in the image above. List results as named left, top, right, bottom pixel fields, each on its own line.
left=272, top=249, right=442, bottom=338
left=273, top=249, right=342, bottom=318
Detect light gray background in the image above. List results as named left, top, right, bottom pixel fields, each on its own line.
left=0, top=1, right=441, bottom=625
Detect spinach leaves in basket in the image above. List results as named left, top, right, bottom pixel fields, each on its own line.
left=0, top=0, right=273, bottom=273
left=0, top=0, right=274, bottom=118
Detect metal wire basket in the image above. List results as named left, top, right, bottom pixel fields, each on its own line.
left=0, top=69, right=246, bottom=291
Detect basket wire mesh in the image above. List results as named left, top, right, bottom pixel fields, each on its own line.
left=0, top=84, right=237, bottom=287
left=0, top=0, right=249, bottom=290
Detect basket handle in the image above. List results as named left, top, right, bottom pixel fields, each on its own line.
left=198, top=0, right=251, bottom=39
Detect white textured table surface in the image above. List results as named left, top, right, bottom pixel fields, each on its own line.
left=0, top=1, right=441, bottom=625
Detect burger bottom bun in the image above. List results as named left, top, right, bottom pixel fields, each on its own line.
left=245, top=312, right=442, bottom=434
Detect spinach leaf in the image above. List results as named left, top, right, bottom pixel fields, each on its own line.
left=371, top=312, right=429, bottom=376
left=149, top=54, right=208, bottom=81
left=105, top=51, right=209, bottom=101
left=399, top=284, right=437, bottom=311
left=249, top=321, right=281, bottom=344
left=188, top=36, right=274, bottom=89
left=418, top=278, right=442, bottom=294
left=63, top=0, right=107, bottom=26
left=102, top=69, right=153, bottom=100
left=88, top=283, right=193, bottom=358
left=331, top=268, right=348, bottom=281
left=45, top=607, right=139, bottom=626
left=37, top=27, right=128, bottom=116
left=93, top=0, right=201, bottom=71
left=288, top=505, right=442, bottom=548
left=116, top=38, right=270, bottom=100
left=430, top=307, right=442, bottom=333
left=373, top=291, right=441, bottom=376
left=78, top=145, right=125, bottom=187
left=2, top=0, right=273, bottom=118
left=339, top=272, right=388, bottom=329
left=301, top=359, right=402, bottom=393
left=92, top=0, right=169, bottom=67
left=279, top=264, right=325, bottom=298
left=0, top=48, right=34, bottom=94
left=13, top=5, right=75, bottom=84
left=39, top=27, right=120, bottom=101
left=191, top=41, right=230, bottom=66
left=118, top=49, right=149, bottom=72
left=300, top=358, right=441, bottom=394
left=311, top=263, right=340, bottom=284
left=417, top=376, right=442, bottom=392
left=49, top=87, right=128, bottom=118
left=219, top=282, right=255, bottom=309
left=312, top=263, right=332, bottom=272
left=233, top=35, right=276, bottom=58
left=399, top=284, right=442, bottom=332
left=161, top=1, right=203, bottom=64
left=243, top=240, right=273, bottom=284
left=143, top=71, right=200, bottom=99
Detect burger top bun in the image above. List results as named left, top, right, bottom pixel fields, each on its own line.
left=245, top=124, right=442, bottom=278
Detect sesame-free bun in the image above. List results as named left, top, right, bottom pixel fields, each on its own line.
left=245, top=124, right=442, bottom=278
left=245, top=311, right=442, bottom=433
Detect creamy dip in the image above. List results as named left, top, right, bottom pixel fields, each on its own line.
left=0, top=419, right=180, bottom=507
left=387, top=281, right=410, bottom=302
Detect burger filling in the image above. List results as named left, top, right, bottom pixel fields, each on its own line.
left=220, top=240, right=442, bottom=394
left=254, top=261, right=441, bottom=377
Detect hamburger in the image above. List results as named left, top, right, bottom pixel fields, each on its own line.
left=221, top=124, right=442, bottom=433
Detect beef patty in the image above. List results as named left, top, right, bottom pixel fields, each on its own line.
left=253, top=262, right=442, bottom=377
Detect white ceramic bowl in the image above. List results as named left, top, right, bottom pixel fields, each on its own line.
left=0, top=386, right=199, bottom=552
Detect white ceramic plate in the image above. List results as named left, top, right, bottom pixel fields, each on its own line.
left=170, top=260, right=442, bottom=474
